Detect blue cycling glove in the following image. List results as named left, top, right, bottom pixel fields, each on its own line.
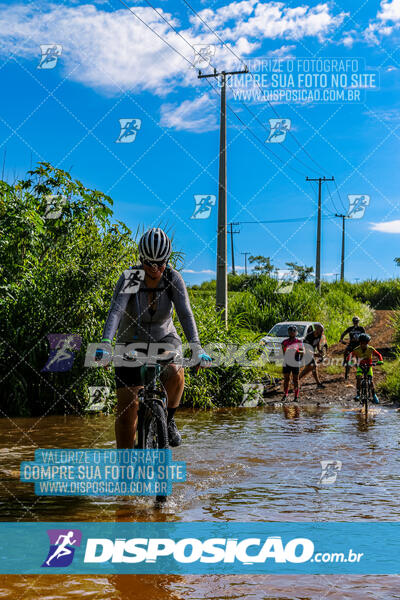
left=198, top=352, right=212, bottom=366
left=95, top=342, right=112, bottom=363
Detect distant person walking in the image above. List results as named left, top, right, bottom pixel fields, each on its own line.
left=300, top=323, right=327, bottom=388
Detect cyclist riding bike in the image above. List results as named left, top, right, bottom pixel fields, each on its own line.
left=281, top=325, right=304, bottom=402
left=97, top=228, right=211, bottom=449
left=299, top=323, right=327, bottom=388
left=349, top=333, right=383, bottom=404
left=340, top=316, right=365, bottom=371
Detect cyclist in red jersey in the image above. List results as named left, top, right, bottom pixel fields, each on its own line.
left=281, top=325, right=304, bottom=402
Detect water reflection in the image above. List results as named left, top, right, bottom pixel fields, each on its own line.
left=0, top=407, right=399, bottom=598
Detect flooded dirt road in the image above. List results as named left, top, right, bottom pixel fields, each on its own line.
left=1, top=406, right=400, bottom=599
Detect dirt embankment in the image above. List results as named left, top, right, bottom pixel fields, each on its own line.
left=266, top=310, right=397, bottom=407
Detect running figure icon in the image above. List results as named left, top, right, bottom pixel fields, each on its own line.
left=191, top=194, right=216, bottom=219
left=266, top=119, right=291, bottom=143
left=41, top=334, right=82, bottom=373
left=46, top=531, right=77, bottom=566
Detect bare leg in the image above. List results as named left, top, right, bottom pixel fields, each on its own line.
left=299, top=364, right=313, bottom=380
left=293, top=372, right=300, bottom=398
left=115, top=386, right=142, bottom=449
left=161, top=364, right=185, bottom=408
left=312, top=365, right=321, bottom=385
left=283, top=372, right=290, bottom=395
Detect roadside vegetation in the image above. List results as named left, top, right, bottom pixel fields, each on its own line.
left=379, top=311, right=400, bottom=402
left=1, top=164, right=393, bottom=415
left=329, top=279, right=400, bottom=310
left=182, top=275, right=373, bottom=408
left=1, top=163, right=135, bottom=417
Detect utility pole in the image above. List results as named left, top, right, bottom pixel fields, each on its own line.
left=228, top=222, right=240, bottom=275
left=199, top=67, right=248, bottom=325
left=335, top=213, right=348, bottom=281
left=241, top=252, right=250, bottom=275
left=306, top=176, right=334, bottom=292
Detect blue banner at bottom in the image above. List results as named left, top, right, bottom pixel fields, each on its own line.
left=0, top=522, right=398, bottom=574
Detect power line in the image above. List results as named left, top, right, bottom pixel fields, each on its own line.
left=179, top=0, right=328, bottom=176
left=306, top=176, right=335, bottom=291
left=326, top=181, right=339, bottom=214
left=237, top=215, right=335, bottom=224
left=334, top=177, right=347, bottom=213
left=117, top=0, right=194, bottom=67
left=117, top=0, right=318, bottom=206
left=122, top=0, right=321, bottom=179
left=202, top=77, right=309, bottom=178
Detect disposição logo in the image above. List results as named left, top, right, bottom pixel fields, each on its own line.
left=42, top=529, right=82, bottom=567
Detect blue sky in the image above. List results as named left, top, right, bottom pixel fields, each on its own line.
left=1, top=0, right=400, bottom=285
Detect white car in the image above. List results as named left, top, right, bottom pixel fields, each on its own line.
left=260, top=321, right=320, bottom=364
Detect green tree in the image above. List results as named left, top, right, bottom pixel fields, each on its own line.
left=0, top=162, right=137, bottom=416
left=285, top=262, right=314, bottom=283
left=248, top=255, right=274, bottom=275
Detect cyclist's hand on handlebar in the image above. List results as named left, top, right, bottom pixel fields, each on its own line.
left=376, top=360, right=384, bottom=365
left=197, top=352, right=212, bottom=369
left=95, top=343, right=112, bottom=368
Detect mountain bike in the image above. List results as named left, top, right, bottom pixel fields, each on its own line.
left=358, top=363, right=378, bottom=418
left=134, top=350, right=179, bottom=503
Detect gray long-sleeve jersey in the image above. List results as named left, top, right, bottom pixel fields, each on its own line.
left=102, top=266, right=202, bottom=350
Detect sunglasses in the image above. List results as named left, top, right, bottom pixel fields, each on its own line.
left=142, top=259, right=166, bottom=269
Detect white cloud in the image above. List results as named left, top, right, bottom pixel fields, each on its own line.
left=378, top=0, right=400, bottom=22
left=0, top=3, right=195, bottom=96
left=363, top=0, right=400, bottom=42
left=0, top=1, right=347, bottom=95
left=0, top=1, right=347, bottom=129
left=193, top=1, right=347, bottom=43
left=364, top=107, right=400, bottom=121
left=266, top=44, right=296, bottom=58
left=370, top=220, right=400, bottom=233
left=159, top=93, right=218, bottom=132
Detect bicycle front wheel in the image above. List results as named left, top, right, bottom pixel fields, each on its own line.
left=145, top=402, right=169, bottom=505
left=360, top=380, right=368, bottom=417
left=145, top=402, right=169, bottom=450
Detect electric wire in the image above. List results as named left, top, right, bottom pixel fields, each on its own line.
left=180, top=0, right=329, bottom=176
left=119, top=0, right=315, bottom=178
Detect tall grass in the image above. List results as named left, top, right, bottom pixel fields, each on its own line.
left=379, top=311, right=400, bottom=403
left=191, top=276, right=373, bottom=343
left=329, top=279, right=400, bottom=310
left=177, top=276, right=373, bottom=408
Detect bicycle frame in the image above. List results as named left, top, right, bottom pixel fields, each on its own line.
left=137, top=363, right=169, bottom=449
left=359, top=363, right=375, bottom=418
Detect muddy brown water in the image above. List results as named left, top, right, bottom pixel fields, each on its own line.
left=1, top=406, right=400, bottom=599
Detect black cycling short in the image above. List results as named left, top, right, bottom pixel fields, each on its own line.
left=114, top=363, right=174, bottom=389
left=115, top=365, right=143, bottom=389
left=114, top=337, right=182, bottom=389
left=282, top=365, right=300, bottom=375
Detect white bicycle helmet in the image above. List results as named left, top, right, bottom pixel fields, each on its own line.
left=138, top=228, right=171, bottom=263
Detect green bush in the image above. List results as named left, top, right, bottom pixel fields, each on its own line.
left=379, top=311, right=400, bottom=402
left=177, top=292, right=266, bottom=409
left=0, top=163, right=137, bottom=416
